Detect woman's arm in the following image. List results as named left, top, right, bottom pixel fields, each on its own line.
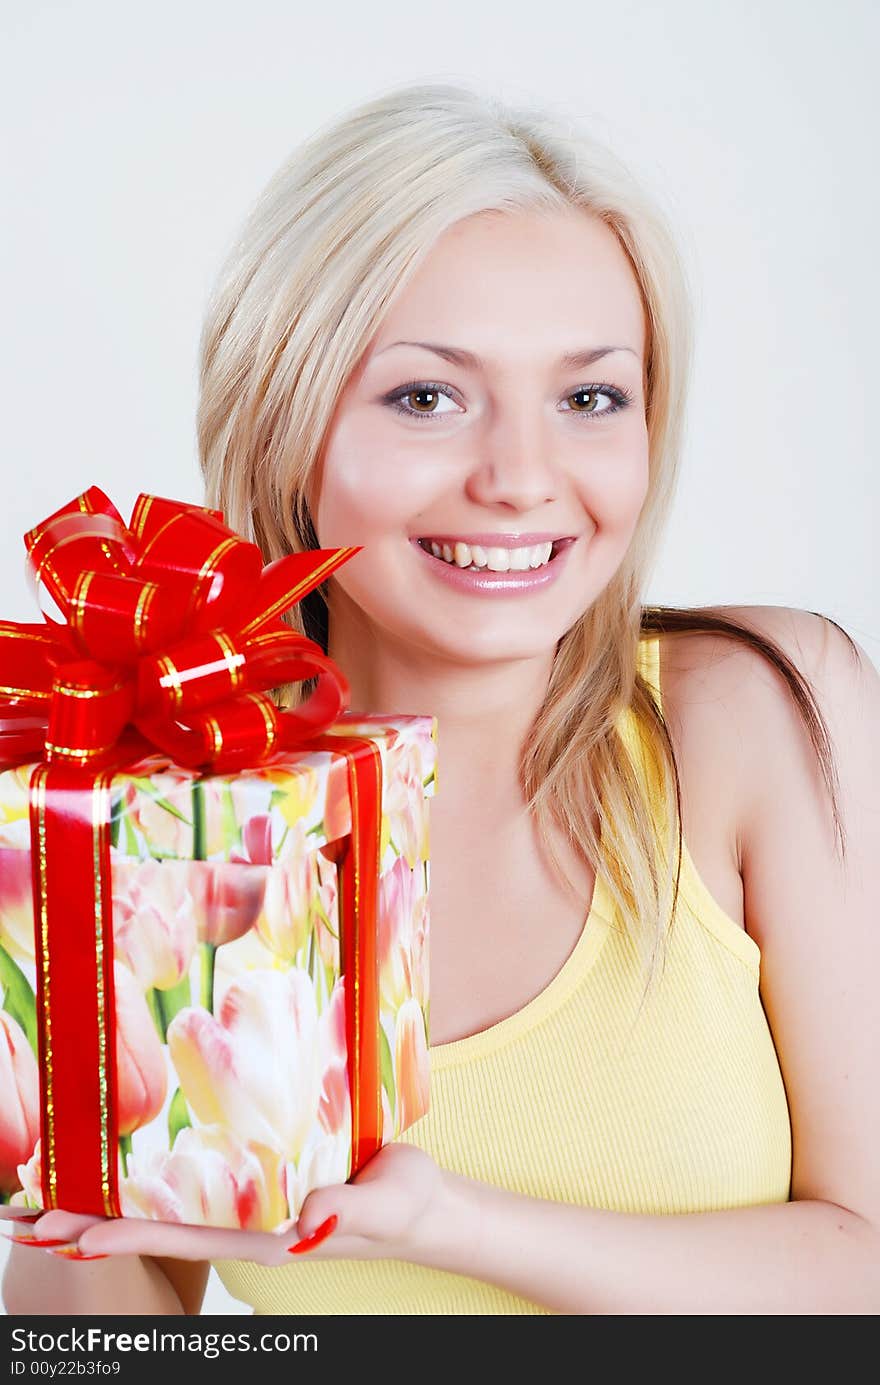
left=1, top=1233, right=208, bottom=1315
left=290, top=610, right=880, bottom=1313
left=412, top=1174, right=879, bottom=1315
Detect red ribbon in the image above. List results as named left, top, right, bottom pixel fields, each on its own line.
left=0, top=487, right=384, bottom=1216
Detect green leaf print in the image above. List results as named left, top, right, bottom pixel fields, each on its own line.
left=379, top=1020, right=396, bottom=1127
left=160, top=974, right=193, bottom=1032
left=130, top=778, right=193, bottom=825
left=0, top=943, right=38, bottom=1058
left=168, top=1087, right=192, bottom=1146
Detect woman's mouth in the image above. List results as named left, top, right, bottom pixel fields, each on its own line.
left=409, top=535, right=577, bottom=594
left=416, top=537, right=570, bottom=571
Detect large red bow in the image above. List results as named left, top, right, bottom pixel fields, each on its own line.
left=0, top=488, right=385, bottom=1218
left=0, top=485, right=360, bottom=770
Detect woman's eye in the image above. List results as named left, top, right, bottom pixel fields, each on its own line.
left=562, top=386, right=631, bottom=417
left=384, top=380, right=633, bottom=423
left=385, top=382, right=461, bottom=420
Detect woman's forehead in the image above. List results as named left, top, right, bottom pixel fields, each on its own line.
left=366, top=208, right=647, bottom=367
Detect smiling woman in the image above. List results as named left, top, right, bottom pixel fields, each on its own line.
left=5, top=79, right=877, bottom=1318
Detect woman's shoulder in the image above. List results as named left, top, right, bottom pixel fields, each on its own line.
left=645, top=604, right=840, bottom=940
left=653, top=602, right=842, bottom=755
left=654, top=606, right=870, bottom=897
left=654, top=601, right=835, bottom=779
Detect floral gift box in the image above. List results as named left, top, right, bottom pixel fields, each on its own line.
left=0, top=485, right=436, bottom=1234
left=0, top=716, right=436, bottom=1232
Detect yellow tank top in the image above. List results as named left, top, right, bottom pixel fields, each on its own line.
left=213, top=633, right=792, bottom=1314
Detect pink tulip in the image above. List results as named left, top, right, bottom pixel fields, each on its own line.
left=0, top=1010, right=40, bottom=1195
left=0, top=820, right=35, bottom=963
left=120, top=1126, right=287, bottom=1230
left=14, top=1136, right=43, bottom=1210
left=111, top=858, right=197, bottom=992
left=231, top=813, right=274, bottom=867
left=384, top=736, right=432, bottom=867
left=188, top=859, right=269, bottom=948
left=167, top=967, right=322, bottom=1161
left=322, top=754, right=352, bottom=845
left=256, top=819, right=315, bottom=962
left=313, top=851, right=340, bottom=971
left=184, top=812, right=273, bottom=950
left=283, top=1126, right=351, bottom=1220
left=378, top=855, right=429, bottom=1012
left=113, top=961, right=168, bottom=1136
left=395, top=997, right=429, bottom=1134
left=317, top=979, right=349, bottom=1136
left=381, top=1083, right=394, bottom=1145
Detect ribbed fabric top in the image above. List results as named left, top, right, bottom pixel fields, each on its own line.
left=213, top=635, right=792, bottom=1314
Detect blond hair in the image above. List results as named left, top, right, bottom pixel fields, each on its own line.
left=196, top=80, right=851, bottom=1013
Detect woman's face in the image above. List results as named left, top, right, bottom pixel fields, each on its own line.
left=312, top=205, right=649, bottom=667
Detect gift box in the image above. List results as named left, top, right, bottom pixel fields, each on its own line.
left=0, top=488, right=436, bottom=1231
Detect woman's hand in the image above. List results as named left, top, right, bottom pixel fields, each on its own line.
left=2, top=1143, right=452, bottom=1268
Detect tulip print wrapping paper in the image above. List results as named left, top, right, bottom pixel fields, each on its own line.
left=0, top=714, right=436, bottom=1231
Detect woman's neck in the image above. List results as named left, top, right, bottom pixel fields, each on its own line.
left=326, top=595, right=556, bottom=817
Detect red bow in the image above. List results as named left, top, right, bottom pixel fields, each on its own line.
left=0, top=486, right=360, bottom=772
left=0, top=487, right=384, bottom=1217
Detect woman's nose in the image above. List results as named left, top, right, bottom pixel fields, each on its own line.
left=465, top=409, right=559, bottom=510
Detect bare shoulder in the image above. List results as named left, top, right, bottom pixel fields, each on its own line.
left=653, top=604, right=876, bottom=935
left=656, top=604, right=870, bottom=828
left=669, top=606, right=880, bottom=1234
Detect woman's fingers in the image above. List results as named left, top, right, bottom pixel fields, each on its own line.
left=2, top=1204, right=351, bottom=1266
left=4, top=1209, right=107, bottom=1247
left=75, top=1217, right=338, bottom=1266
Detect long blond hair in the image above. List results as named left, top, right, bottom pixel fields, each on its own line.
left=196, top=80, right=853, bottom=1011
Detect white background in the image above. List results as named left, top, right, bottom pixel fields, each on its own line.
left=2, top=0, right=877, bottom=1316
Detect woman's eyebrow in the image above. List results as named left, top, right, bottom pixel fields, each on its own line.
left=373, top=341, right=639, bottom=370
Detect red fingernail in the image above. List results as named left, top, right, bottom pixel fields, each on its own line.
left=10, top=1236, right=71, bottom=1248
left=48, top=1247, right=109, bottom=1261
left=287, top=1214, right=338, bottom=1254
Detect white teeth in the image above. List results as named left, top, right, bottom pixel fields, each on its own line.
left=485, top=547, right=511, bottom=572
left=420, top=539, right=555, bottom=570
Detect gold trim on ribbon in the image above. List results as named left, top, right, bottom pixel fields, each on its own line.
left=213, top=631, right=245, bottom=689
left=70, top=572, right=95, bottom=640
left=247, top=692, right=277, bottom=754
left=136, top=512, right=181, bottom=566
left=204, top=716, right=223, bottom=757
left=0, top=627, right=58, bottom=645
left=30, top=551, right=69, bottom=607
left=238, top=549, right=359, bottom=637
left=97, top=540, right=127, bottom=574
left=347, top=755, right=364, bottom=1155
left=131, top=494, right=155, bottom=542
left=44, top=741, right=116, bottom=761
left=92, top=772, right=116, bottom=1215
left=133, top=582, right=158, bottom=652
left=55, top=680, right=126, bottom=700
left=156, top=655, right=183, bottom=708
left=191, top=538, right=239, bottom=612
left=0, top=683, right=51, bottom=700
left=32, top=768, right=58, bottom=1207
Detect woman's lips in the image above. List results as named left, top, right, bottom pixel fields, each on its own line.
left=408, top=536, right=576, bottom=594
